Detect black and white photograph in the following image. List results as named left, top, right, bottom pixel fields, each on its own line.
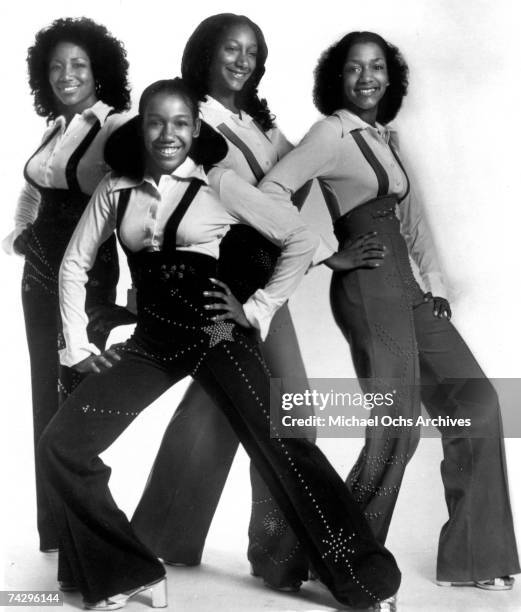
left=1, top=1, right=520, bottom=611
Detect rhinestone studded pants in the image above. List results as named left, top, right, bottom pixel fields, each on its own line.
left=330, top=198, right=520, bottom=581
left=131, top=302, right=312, bottom=587
left=132, top=226, right=312, bottom=587
left=38, top=256, right=400, bottom=606
left=22, top=214, right=118, bottom=551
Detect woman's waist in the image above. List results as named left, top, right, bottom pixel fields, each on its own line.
left=33, top=187, right=91, bottom=227
left=134, top=264, right=226, bottom=344
left=334, top=195, right=400, bottom=244
left=130, top=251, right=217, bottom=293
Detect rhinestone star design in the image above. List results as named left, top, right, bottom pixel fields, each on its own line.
left=263, top=512, right=287, bottom=537
left=321, top=529, right=355, bottom=563
left=202, top=321, right=235, bottom=347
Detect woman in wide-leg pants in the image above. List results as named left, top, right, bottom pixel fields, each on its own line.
left=259, top=31, right=520, bottom=585
left=38, top=79, right=400, bottom=609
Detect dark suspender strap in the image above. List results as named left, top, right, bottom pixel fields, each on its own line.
left=162, top=179, right=204, bottom=256
left=350, top=128, right=389, bottom=197
left=317, top=179, right=342, bottom=220
left=65, top=120, right=102, bottom=192
left=23, top=125, right=62, bottom=186
left=115, top=188, right=133, bottom=256
left=388, top=142, right=410, bottom=203
left=216, top=122, right=265, bottom=182
left=115, top=179, right=203, bottom=257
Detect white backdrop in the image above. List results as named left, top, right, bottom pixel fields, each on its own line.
left=1, top=0, right=520, bottom=607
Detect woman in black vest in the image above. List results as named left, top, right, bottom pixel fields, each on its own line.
left=3, top=17, right=133, bottom=553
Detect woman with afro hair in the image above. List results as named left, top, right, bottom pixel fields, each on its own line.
left=3, top=17, right=134, bottom=554
left=131, top=14, right=383, bottom=594
left=260, top=30, right=519, bottom=591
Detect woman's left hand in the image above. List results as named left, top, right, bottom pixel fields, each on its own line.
left=424, top=292, right=452, bottom=320
left=204, top=278, right=252, bottom=328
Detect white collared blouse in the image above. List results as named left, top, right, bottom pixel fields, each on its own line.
left=59, top=157, right=319, bottom=366
left=260, top=109, right=447, bottom=298
left=3, top=100, right=128, bottom=252
left=200, top=95, right=293, bottom=183
left=200, top=96, right=334, bottom=265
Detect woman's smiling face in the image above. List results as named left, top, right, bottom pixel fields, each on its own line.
left=142, top=92, right=200, bottom=179
left=48, top=42, right=97, bottom=117
left=208, top=23, right=258, bottom=99
left=342, top=41, right=389, bottom=124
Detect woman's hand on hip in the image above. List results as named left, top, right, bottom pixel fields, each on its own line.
left=325, top=231, right=386, bottom=272
left=73, top=347, right=122, bottom=374
left=424, top=292, right=452, bottom=320
left=204, top=278, right=252, bottom=328
left=13, top=226, right=33, bottom=256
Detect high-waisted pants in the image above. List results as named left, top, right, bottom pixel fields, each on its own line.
left=22, top=187, right=119, bottom=551
left=37, top=252, right=400, bottom=607
left=131, top=226, right=312, bottom=587
left=330, top=196, right=519, bottom=581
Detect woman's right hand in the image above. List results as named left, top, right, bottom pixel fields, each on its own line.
left=203, top=278, right=252, bottom=329
left=325, top=231, right=386, bottom=272
left=73, top=347, right=122, bottom=374
left=12, top=226, right=33, bottom=256
left=87, top=304, right=137, bottom=335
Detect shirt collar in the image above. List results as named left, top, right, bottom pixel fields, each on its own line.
left=85, top=100, right=113, bottom=124
left=53, top=100, right=113, bottom=130
left=111, top=157, right=209, bottom=192
left=334, top=108, right=394, bottom=143
left=201, top=95, right=254, bottom=127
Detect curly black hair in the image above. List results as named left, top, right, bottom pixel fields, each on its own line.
left=313, top=31, right=409, bottom=124
left=105, top=78, right=228, bottom=181
left=181, top=13, right=275, bottom=131
left=27, top=17, right=131, bottom=120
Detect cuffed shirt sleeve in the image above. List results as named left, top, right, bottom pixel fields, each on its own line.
left=58, top=175, right=117, bottom=366
left=2, top=182, right=41, bottom=254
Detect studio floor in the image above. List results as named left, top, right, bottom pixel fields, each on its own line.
left=3, top=420, right=521, bottom=611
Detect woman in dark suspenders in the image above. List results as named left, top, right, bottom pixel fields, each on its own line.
left=37, top=77, right=400, bottom=611
left=3, top=17, right=133, bottom=553
left=131, top=13, right=384, bottom=592
left=260, top=31, right=519, bottom=592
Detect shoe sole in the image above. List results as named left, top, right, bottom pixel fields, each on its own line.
left=249, top=565, right=301, bottom=592
left=262, top=579, right=301, bottom=593
left=437, top=579, right=514, bottom=591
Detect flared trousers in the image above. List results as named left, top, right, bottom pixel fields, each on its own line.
left=330, top=197, right=519, bottom=581
left=38, top=252, right=400, bottom=607
left=131, top=302, right=312, bottom=587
